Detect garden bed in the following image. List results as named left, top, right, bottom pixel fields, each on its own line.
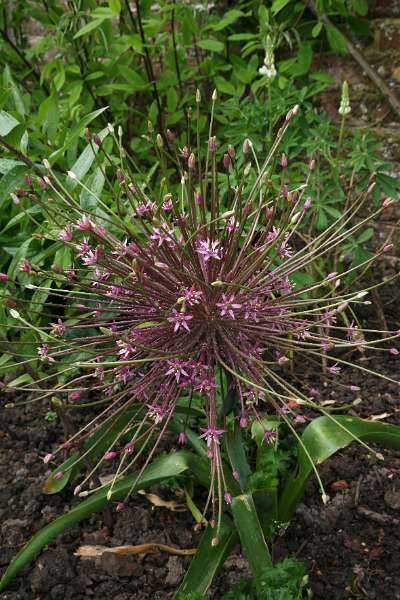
left=1, top=278, right=399, bottom=600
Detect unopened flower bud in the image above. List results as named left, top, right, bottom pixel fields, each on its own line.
left=10, top=193, right=19, bottom=205
left=383, top=244, right=393, bottom=253
left=187, top=107, right=192, bottom=120
left=224, top=491, right=232, bottom=504
left=166, top=129, right=175, bottom=142
left=223, top=153, right=231, bottom=170
left=208, top=136, right=217, bottom=152
left=93, top=133, right=102, bottom=146
left=304, top=197, right=312, bottom=210
left=383, top=198, right=393, bottom=208
left=118, top=125, right=123, bottom=138
left=85, top=128, right=91, bottom=142
left=389, top=347, right=399, bottom=355
left=194, top=191, right=203, bottom=205
left=43, top=453, right=53, bottom=464
left=309, top=158, right=316, bottom=171
left=367, top=181, right=376, bottom=194
left=228, top=144, right=235, bottom=158
left=147, top=120, right=154, bottom=133
left=196, top=88, right=201, bottom=103
left=107, top=123, right=114, bottom=134
left=67, top=170, right=77, bottom=180
left=156, top=133, right=163, bottom=148
left=188, top=153, right=196, bottom=169
left=280, top=153, right=288, bottom=168
left=211, top=537, right=219, bottom=547
left=116, top=169, right=125, bottom=184
left=212, top=89, right=217, bottom=101
left=233, top=469, right=240, bottom=481
left=242, top=139, right=250, bottom=155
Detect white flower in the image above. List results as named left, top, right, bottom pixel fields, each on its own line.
left=259, top=64, right=277, bottom=79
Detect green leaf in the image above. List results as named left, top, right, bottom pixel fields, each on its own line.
left=49, top=107, right=108, bottom=163
left=326, top=25, right=348, bottom=54
left=0, top=451, right=195, bottom=591
left=108, top=0, right=121, bottom=13
left=0, top=165, right=28, bottom=207
left=211, top=10, right=243, bottom=31
left=175, top=515, right=238, bottom=597
left=279, top=415, right=400, bottom=522
left=67, top=127, right=108, bottom=190
left=312, top=22, right=323, bottom=38
left=3, top=66, right=25, bottom=116
left=73, top=18, right=105, bottom=40
left=197, top=39, right=225, bottom=53
left=167, top=87, right=178, bottom=113
left=271, top=0, right=292, bottom=15
left=352, top=0, right=368, bottom=16
left=0, top=110, right=19, bottom=136
left=231, top=493, right=272, bottom=593
left=225, top=422, right=251, bottom=491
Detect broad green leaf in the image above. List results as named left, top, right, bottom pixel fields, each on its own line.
left=0, top=159, right=24, bottom=174
left=175, top=515, right=237, bottom=597
left=67, top=127, right=108, bottom=190
left=108, top=0, right=121, bottom=13
left=211, top=10, right=243, bottom=31
left=279, top=415, right=400, bottom=522
left=3, top=66, right=25, bottom=116
left=225, top=422, right=251, bottom=491
left=352, top=0, right=368, bottom=16
left=231, top=493, right=272, bottom=592
left=0, top=110, right=19, bottom=136
left=73, top=18, right=105, bottom=40
left=312, top=22, right=323, bottom=38
left=79, top=168, right=105, bottom=212
left=214, top=77, right=237, bottom=96
left=0, top=451, right=195, bottom=591
left=326, top=25, right=348, bottom=54
left=0, top=165, right=29, bottom=207
left=49, top=107, right=108, bottom=163
left=197, top=39, right=225, bottom=53
left=271, top=0, right=292, bottom=15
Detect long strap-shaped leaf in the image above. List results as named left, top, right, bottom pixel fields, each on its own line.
left=231, top=493, right=272, bottom=596
left=279, top=415, right=400, bottom=522
left=0, top=451, right=196, bottom=592
left=175, top=514, right=238, bottom=598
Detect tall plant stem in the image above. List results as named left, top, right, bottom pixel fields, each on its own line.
left=171, top=0, right=183, bottom=98
left=130, top=0, right=165, bottom=138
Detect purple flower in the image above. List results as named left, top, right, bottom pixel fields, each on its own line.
left=328, top=364, right=341, bottom=376
left=216, top=294, right=242, bottom=319
left=167, top=309, right=193, bottom=333
left=59, top=226, right=73, bottom=241
left=196, top=239, right=221, bottom=261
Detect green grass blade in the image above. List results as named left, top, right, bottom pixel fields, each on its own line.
left=0, top=451, right=193, bottom=591
left=231, top=493, right=272, bottom=594
left=279, top=415, right=400, bottom=522
left=175, top=514, right=238, bottom=597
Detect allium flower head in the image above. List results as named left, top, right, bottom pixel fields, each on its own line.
left=4, top=100, right=398, bottom=535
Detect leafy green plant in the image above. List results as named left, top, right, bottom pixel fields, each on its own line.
left=0, top=99, right=399, bottom=599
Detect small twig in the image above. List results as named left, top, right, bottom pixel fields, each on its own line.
left=304, top=0, right=400, bottom=118
left=354, top=474, right=363, bottom=506
left=357, top=505, right=400, bottom=526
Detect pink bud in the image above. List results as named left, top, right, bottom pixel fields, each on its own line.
left=280, top=153, right=288, bottom=168
left=304, top=197, right=312, bottom=210
left=389, top=347, right=399, bottom=355
left=233, top=469, right=240, bottom=481
left=93, top=134, right=102, bottom=146
left=223, top=153, right=231, bottom=170
left=383, top=198, right=393, bottom=208
left=265, top=207, right=273, bottom=220
left=0, top=273, right=9, bottom=282
left=43, top=453, right=53, bottom=464
left=68, top=390, right=82, bottom=401
left=104, top=451, right=118, bottom=460
left=125, top=441, right=134, bottom=453
left=194, top=523, right=203, bottom=532
left=54, top=471, right=65, bottom=480
left=228, top=144, right=235, bottom=158
left=224, top=491, right=232, bottom=504
left=128, top=184, right=137, bottom=194
left=188, top=153, right=196, bottom=169
left=116, top=501, right=125, bottom=511
left=282, top=184, right=288, bottom=199
left=350, top=385, right=360, bottom=392
left=194, top=191, right=203, bottom=205
left=116, top=169, right=125, bottom=184
left=166, top=129, right=175, bottom=142
left=239, top=415, right=248, bottom=428
left=367, top=181, right=376, bottom=194
left=178, top=432, right=187, bottom=444
left=327, top=272, right=338, bottom=280
left=208, top=136, right=217, bottom=152
left=24, top=175, right=33, bottom=187
left=383, top=244, right=393, bottom=253
left=209, top=518, right=216, bottom=528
